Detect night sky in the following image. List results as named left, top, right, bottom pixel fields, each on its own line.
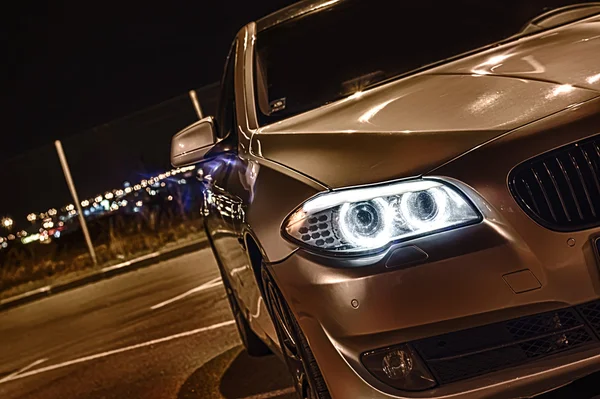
left=2, top=1, right=296, bottom=219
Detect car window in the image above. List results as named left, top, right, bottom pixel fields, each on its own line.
left=254, top=0, right=592, bottom=126
left=216, top=40, right=238, bottom=139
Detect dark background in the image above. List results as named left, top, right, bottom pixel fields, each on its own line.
left=2, top=1, right=296, bottom=219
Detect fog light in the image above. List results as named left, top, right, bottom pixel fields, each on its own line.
left=362, top=344, right=436, bottom=391
left=382, top=349, right=413, bottom=380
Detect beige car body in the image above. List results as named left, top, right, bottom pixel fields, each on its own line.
left=177, top=2, right=600, bottom=397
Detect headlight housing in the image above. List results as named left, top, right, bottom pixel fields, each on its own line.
left=283, top=180, right=481, bottom=255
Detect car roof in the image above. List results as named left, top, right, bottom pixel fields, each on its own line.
left=256, top=0, right=344, bottom=32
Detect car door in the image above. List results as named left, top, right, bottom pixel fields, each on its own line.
left=202, top=39, right=250, bottom=300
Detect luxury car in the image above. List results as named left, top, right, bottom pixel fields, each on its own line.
left=170, top=1, right=600, bottom=397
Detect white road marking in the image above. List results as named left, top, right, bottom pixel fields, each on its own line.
left=101, top=252, right=160, bottom=273
left=0, top=358, right=48, bottom=383
left=0, top=320, right=235, bottom=385
left=150, top=276, right=223, bottom=310
left=240, top=387, right=295, bottom=399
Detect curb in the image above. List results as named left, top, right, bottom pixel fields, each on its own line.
left=0, top=238, right=209, bottom=312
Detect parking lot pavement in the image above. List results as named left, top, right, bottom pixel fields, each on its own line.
left=177, top=346, right=294, bottom=399
left=0, top=249, right=292, bottom=399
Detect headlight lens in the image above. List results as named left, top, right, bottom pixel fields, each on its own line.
left=283, top=180, right=480, bottom=255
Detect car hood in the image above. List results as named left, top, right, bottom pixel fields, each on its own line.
left=252, top=15, right=600, bottom=189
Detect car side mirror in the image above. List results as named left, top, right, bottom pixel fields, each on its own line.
left=171, top=117, right=218, bottom=167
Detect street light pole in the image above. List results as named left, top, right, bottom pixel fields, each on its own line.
left=188, top=90, right=204, bottom=120
left=55, top=140, right=98, bottom=266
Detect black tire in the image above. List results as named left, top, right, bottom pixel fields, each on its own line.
left=220, top=268, right=271, bottom=357
left=262, top=266, right=331, bottom=399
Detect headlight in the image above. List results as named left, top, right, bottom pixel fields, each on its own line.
left=283, top=180, right=480, bottom=255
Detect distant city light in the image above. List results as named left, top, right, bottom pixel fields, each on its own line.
left=22, top=233, right=40, bottom=245
left=2, top=218, right=13, bottom=229
left=40, top=231, right=49, bottom=242
left=4, top=165, right=196, bottom=231
left=7, top=234, right=15, bottom=241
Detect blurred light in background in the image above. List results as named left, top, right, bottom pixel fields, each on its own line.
left=2, top=217, right=13, bottom=229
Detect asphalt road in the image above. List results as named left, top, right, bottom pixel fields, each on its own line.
left=0, top=249, right=294, bottom=399
left=2, top=248, right=600, bottom=399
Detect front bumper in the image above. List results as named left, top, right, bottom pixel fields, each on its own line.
left=270, top=216, right=600, bottom=398
left=266, top=102, right=600, bottom=397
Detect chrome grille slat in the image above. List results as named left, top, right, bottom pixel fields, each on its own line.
left=580, top=145, right=600, bottom=198
left=543, top=161, right=571, bottom=221
left=569, top=151, right=596, bottom=217
left=521, top=178, right=540, bottom=215
left=556, top=158, right=584, bottom=220
left=531, top=168, right=557, bottom=222
left=509, top=134, right=600, bottom=231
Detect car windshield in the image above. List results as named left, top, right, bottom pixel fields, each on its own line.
left=254, top=0, right=591, bottom=126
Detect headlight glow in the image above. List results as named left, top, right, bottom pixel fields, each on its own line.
left=283, top=180, right=480, bottom=255
left=339, top=198, right=393, bottom=247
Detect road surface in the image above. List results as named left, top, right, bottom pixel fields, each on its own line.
left=1, top=248, right=600, bottom=398
left=0, top=249, right=294, bottom=399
